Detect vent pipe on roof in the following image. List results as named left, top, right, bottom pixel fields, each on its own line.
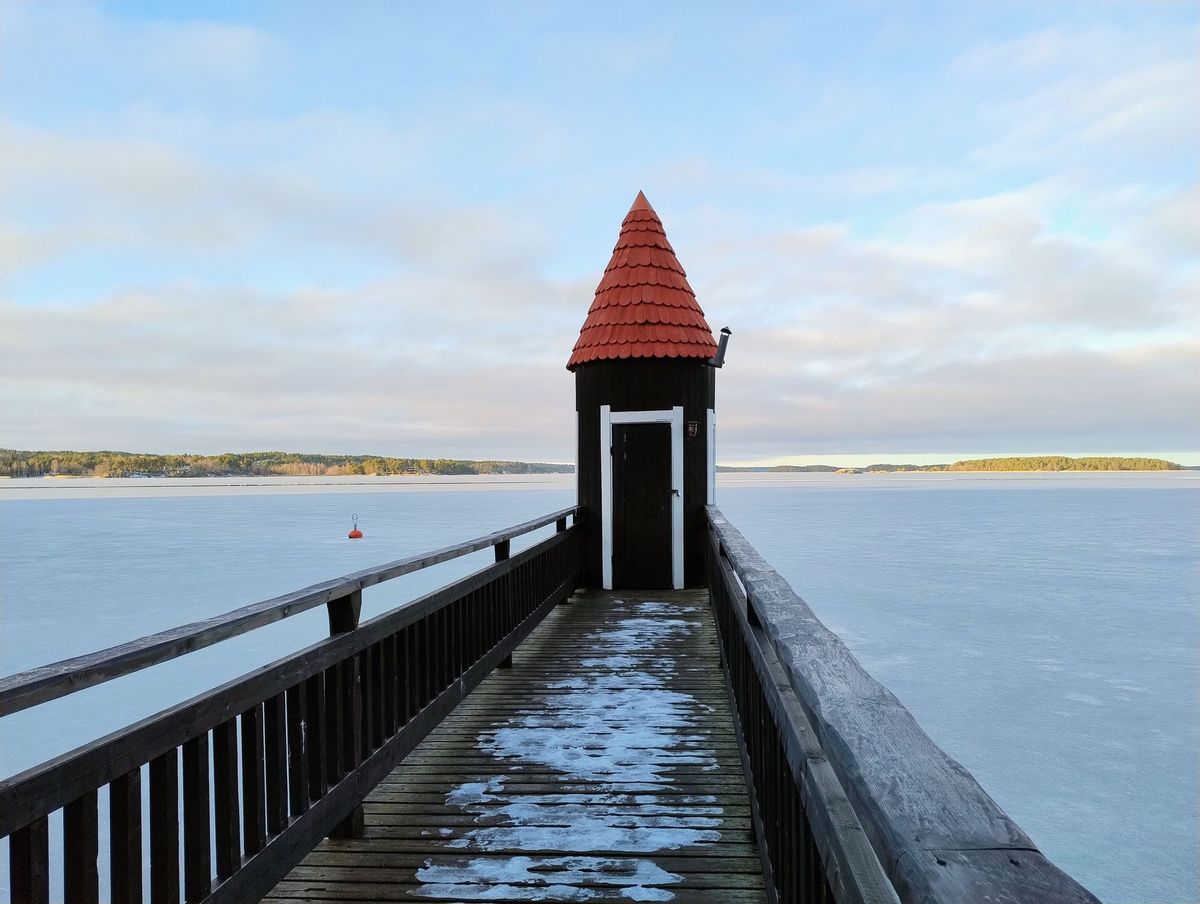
left=708, top=327, right=732, bottom=368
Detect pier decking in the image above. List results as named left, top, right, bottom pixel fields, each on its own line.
left=266, top=590, right=767, bottom=903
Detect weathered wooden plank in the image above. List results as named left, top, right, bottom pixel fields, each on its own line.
left=301, top=838, right=764, bottom=859
left=300, top=850, right=766, bottom=872
left=282, top=863, right=767, bottom=888
left=361, top=810, right=754, bottom=827
left=362, top=801, right=754, bottom=817
left=266, top=886, right=764, bottom=904
left=370, top=778, right=750, bottom=792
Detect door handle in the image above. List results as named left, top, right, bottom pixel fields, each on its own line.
left=671, top=488, right=680, bottom=497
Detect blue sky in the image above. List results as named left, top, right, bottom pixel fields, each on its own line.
left=1, top=1, right=1196, bottom=463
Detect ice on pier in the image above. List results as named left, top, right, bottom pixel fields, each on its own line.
left=415, top=856, right=678, bottom=901
left=426, top=599, right=723, bottom=899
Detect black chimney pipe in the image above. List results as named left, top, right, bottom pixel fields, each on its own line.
left=708, top=327, right=732, bottom=367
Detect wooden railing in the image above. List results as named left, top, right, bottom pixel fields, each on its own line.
left=706, top=506, right=1101, bottom=904
left=706, top=510, right=899, bottom=904
left=1, top=508, right=581, bottom=904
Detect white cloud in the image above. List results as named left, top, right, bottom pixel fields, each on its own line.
left=0, top=4, right=1195, bottom=461
left=4, top=178, right=1194, bottom=460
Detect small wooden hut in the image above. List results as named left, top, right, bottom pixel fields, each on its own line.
left=568, top=191, right=723, bottom=590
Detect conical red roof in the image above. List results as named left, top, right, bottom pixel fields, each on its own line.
left=567, top=191, right=717, bottom=370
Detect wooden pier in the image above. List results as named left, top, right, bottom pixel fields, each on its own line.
left=0, top=506, right=1102, bottom=904
left=267, top=590, right=766, bottom=903
left=0, top=192, right=1102, bottom=904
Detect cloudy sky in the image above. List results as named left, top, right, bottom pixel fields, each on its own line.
left=1, top=1, right=1196, bottom=464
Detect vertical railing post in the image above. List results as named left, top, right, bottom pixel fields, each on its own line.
left=556, top=516, right=567, bottom=533
left=110, top=769, right=143, bottom=904
left=494, top=542, right=514, bottom=668
left=9, top=817, right=50, bottom=904
left=326, top=588, right=364, bottom=838
left=149, top=749, right=180, bottom=904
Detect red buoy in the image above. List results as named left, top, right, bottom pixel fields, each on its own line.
left=348, top=513, right=363, bottom=539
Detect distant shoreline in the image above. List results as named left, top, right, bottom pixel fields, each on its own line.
left=0, top=451, right=1190, bottom=479
left=0, top=449, right=573, bottom=479
left=718, top=456, right=1189, bottom=473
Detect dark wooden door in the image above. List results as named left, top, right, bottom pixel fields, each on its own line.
left=612, top=422, right=673, bottom=589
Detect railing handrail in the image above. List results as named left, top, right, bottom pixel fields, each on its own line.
left=706, top=505, right=1100, bottom=904
left=2, top=514, right=583, bottom=903
left=0, top=528, right=576, bottom=838
left=706, top=521, right=900, bottom=904
left=0, top=505, right=577, bottom=717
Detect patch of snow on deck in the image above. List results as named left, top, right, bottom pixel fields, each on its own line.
left=426, top=597, right=723, bottom=899
left=414, top=856, right=678, bottom=901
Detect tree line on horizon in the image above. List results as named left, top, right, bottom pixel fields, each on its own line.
left=935, top=456, right=1180, bottom=472
left=0, top=450, right=574, bottom=478
left=718, top=455, right=1182, bottom=473
left=1, top=450, right=1182, bottom=479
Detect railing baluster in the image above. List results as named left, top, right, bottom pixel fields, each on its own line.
left=110, top=768, right=143, bottom=904
left=360, top=643, right=374, bottom=749
left=345, top=648, right=362, bottom=768
left=380, top=637, right=396, bottom=741
left=436, top=607, right=448, bottom=692
left=418, top=617, right=431, bottom=706
left=393, top=631, right=405, bottom=726
left=286, top=682, right=311, bottom=815
left=330, top=651, right=364, bottom=838
left=63, top=789, right=99, bottom=903
left=182, top=735, right=211, bottom=903
left=323, top=664, right=343, bottom=786
left=305, top=672, right=326, bottom=802
left=264, top=693, right=289, bottom=835
left=362, top=643, right=376, bottom=749
left=149, top=749, right=180, bottom=904
left=452, top=599, right=463, bottom=678
left=400, top=625, right=415, bottom=723
left=9, top=816, right=49, bottom=904
left=241, top=703, right=268, bottom=855
left=212, top=719, right=241, bottom=880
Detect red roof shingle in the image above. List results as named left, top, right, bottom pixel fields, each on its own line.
left=567, top=191, right=717, bottom=370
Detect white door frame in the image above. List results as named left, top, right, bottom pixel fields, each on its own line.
left=706, top=407, right=716, bottom=505
left=600, top=404, right=684, bottom=590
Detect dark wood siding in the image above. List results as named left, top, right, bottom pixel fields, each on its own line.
left=575, top=358, right=715, bottom=587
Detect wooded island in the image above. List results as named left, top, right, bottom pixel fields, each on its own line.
left=0, top=449, right=573, bottom=478
left=718, top=455, right=1185, bottom=473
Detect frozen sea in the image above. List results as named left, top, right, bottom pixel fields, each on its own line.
left=0, top=471, right=1196, bottom=903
